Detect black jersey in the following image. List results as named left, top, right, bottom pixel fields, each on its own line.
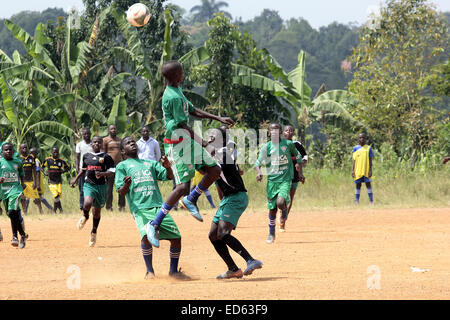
left=292, top=141, right=307, bottom=182
left=21, top=155, right=35, bottom=182
left=42, top=157, right=70, bottom=184
left=215, top=147, right=246, bottom=197
left=82, top=152, right=115, bottom=185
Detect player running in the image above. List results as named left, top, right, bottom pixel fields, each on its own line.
left=207, top=127, right=263, bottom=279
left=145, top=60, right=234, bottom=248
left=282, top=125, right=307, bottom=232
left=0, top=143, right=27, bottom=248
left=42, top=147, right=70, bottom=213
left=70, top=136, right=115, bottom=247
left=115, top=136, right=190, bottom=280
left=255, top=123, right=302, bottom=244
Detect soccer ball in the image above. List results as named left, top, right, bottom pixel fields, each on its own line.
left=126, top=3, right=151, bottom=27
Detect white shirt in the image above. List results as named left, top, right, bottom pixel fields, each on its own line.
left=137, top=137, right=161, bottom=161
left=75, top=140, right=93, bottom=170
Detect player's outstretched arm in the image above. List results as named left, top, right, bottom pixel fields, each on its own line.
left=190, top=108, right=234, bottom=127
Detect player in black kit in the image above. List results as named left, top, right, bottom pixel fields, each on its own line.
left=207, top=127, right=263, bottom=279
left=70, top=136, right=115, bottom=247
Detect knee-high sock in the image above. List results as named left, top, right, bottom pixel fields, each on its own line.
left=169, top=246, right=181, bottom=274
left=204, top=189, right=215, bottom=208
left=187, top=182, right=207, bottom=204
left=210, top=239, right=239, bottom=272
left=141, top=242, right=154, bottom=274
left=355, top=188, right=361, bottom=202
left=269, top=214, right=276, bottom=235
left=222, top=233, right=253, bottom=263
left=151, top=202, right=173, bottom=226
left=367, top=188, right=373, bottom=202
left=92, top=216, right=100, bottom=234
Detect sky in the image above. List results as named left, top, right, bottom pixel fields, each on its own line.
left=1, top=0, right=449, bottom=29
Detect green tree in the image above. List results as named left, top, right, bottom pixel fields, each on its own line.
left=348, top=0, right=449, bottom=161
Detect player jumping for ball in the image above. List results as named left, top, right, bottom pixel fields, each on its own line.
left=145, top=60, right=234, bottom=248
left=207, top=127, right=263, bottom=279
left=255, top=123, right=302, bottom=244
left=70, top=136, right=115, bottom=247
left=116, top=137, right=190, bottom=280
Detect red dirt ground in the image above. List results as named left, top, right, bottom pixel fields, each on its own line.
left=1, top=207, right=449, bottom=300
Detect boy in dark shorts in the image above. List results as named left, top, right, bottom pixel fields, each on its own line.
left=42, top=146, right=70, bottom=213
left=282, top=125, right=307, bottom=231
left=145, top=60, right=234, bottom=247
left=207, top=127, right=262, bottom=279
left=0, top=143, right=27, bottom=248
left=115, top=137, right=190, bottom=280
left=70, top=136, right=115, bottom=247
left=255, top=123, right=302, bottom=244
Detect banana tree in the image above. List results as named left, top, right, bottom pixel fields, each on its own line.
left=3, top=18, right=112, bottom=140
left=0, top=75, right=74, bottom=151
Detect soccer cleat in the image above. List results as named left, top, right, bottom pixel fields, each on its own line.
left=216, top=269, right=243, bottom=279
left=169, top=268, right=192, bottom=281
left=89, top=233, right=97, bottom=247
left=181, top=196, right=203, bottom=222
left=19, top=236, right=26, bottom=249
left=144, top=271, right=155, bottom=280
left=145, top=222, right=160, bottom=248
left=0, top=230, right=3, bottom=242
left=11, top=236, right=19, bottom=247
left=243, top=259, right=263, bottom=276
left=24, top=232, right=29, bottom=239
left=266, top=234, right=275, bottom=244
left=77, top=216, right=87, bottom=230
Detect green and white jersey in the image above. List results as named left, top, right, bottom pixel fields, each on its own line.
left=255, top=138, right=301, bottom=183
left=115, top=158, right=169, bottom=214
left=0, top=157, right=24, bottom=199
left=162, top=85, right=195, bottom=140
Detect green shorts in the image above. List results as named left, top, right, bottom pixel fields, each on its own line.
left=3, top=193, right=22, bottom=211
left=267, top=180, right=291, bottom=210
left=83, top=182, right=107, bottom=208
left=164, top=139, right=217, bottom=185
left=291, top=182, right=299, bottom=190
left=212, top=192, right=248, bottom=228
left=134, top=207, right=181, bottom=240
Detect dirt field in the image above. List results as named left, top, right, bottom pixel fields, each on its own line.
left=1, top=207, right=450, bottom=300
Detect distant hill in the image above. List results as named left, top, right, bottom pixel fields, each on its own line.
left=0, top=8, right=67, bottom=57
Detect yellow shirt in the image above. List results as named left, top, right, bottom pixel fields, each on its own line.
left=352, top=145, right=374, bottom=180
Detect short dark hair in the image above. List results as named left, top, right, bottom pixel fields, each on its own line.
left=2, top=142, right=13, bottom=150
left=120, top=136, right=133, bottom=151
left=161, top=60, right=183, bottom=83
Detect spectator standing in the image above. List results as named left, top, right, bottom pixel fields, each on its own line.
left=137, top=126, right=161, bottom=161
left=103, top=124, right=125, bottom=211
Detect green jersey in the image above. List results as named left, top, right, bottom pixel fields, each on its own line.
left=255, top=138, right=301, bottom=183
left=162, top=85, right=195, bottom=140
left=115, top=158, right=169, bottom=214
left=0, top=157, right=24, bottom=200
